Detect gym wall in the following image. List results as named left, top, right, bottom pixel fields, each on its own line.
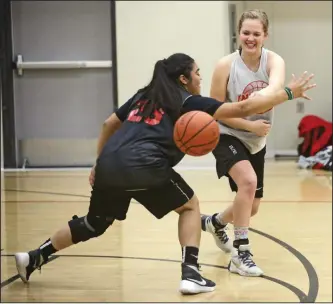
left=1, top=1, right=331, bottom=167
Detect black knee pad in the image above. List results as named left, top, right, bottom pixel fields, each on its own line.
left=68, top=214, right=114, bottom=244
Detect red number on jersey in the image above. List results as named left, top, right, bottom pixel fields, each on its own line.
left=127, top=100, right=164, bottom=125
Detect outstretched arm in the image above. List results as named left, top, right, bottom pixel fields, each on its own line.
left=212, top=72, right=315, bottom=121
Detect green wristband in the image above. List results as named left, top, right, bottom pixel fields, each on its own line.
left=284, top=87, right=294, bottom=100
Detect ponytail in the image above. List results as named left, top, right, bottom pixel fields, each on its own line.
left=136, top=53, right=195, bottom=123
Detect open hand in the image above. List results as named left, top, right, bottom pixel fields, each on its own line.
left=287, top=72, right=316, bottom=100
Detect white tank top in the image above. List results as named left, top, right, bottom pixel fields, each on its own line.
left=218, top=47, right=273, bottom=154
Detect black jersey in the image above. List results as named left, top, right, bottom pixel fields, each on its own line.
left=96, top=89, right=223, bottom=189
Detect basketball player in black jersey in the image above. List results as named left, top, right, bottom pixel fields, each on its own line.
left=14, top=53, right=315, bottom=295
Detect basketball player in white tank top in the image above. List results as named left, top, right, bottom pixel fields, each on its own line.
left=202, top=9, right=286, bottom=276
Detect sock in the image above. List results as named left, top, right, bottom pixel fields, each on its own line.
left=39, top=238, right=58, bottom=263
left=233, top=227, right=249, bottom=248
left=181, top=246, right=199, bottom=266
left=234, top=226, right=249, bottom=240
left=212, top=213, right=226, bottom=228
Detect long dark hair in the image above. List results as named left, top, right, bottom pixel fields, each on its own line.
left=136, top=53, right=194, bottom=122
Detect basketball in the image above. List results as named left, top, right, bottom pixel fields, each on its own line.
left=174, top=111, right=220, bottom=156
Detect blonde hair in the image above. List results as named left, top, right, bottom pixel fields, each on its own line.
left=238, top=9, right=269, bottom=35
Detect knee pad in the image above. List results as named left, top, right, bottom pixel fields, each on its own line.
left=68, top=214, right=114, bottom=244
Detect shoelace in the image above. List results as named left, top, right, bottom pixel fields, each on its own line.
left=32, top=252, right=47, bottom=274
left=214, top=228, right=229, bottom=244
left=206, top=217, right=230, bottom=244
left=239, top=250, right=256, bottom=268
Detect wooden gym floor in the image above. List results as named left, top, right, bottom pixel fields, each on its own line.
left=1, top=160, right=332, bottom=302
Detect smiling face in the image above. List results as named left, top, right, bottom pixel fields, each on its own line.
left=238, top=10, right=269, bottom=55
left=239, top=19, right=267, bottom=54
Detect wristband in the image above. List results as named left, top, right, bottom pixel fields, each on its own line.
left=284, top=87, right=294, bottom=100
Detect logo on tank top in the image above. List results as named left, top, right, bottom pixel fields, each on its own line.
left=237, top=80, right=270, bottom=114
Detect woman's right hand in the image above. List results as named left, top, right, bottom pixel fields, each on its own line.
left=287, top=72, right=316, bottom=100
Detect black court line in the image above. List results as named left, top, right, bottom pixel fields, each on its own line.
left=1, top=188, right=320, bottom=302
left=2, top=189, right=331, bottom=203
left=250, top=227, right=319, bottom=303
left=0, top=274, right=20, bottom=288
left=1, top=253, right=307, bottom=302
left=0, top=255, right=59, bottom=288
left=3, top=188, right=90, bottom=198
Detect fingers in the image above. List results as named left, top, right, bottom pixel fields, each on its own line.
left=304, top=83, right=317, bottom=91
left=305, top=73, right=314, bottom=82
left=300, top=71, right=312, bottom=84
left=302, top=73, right=314, bottom=86
left=291, top=71, right=314, bottom=83
left=300, top=71, right=308, bottom=81
left=291, top=71, right=306, bottom=84
left=294, top=71, right=311, bottom=84
left=298, top=73, right=316, bottom=94
left=287, top=71, right=316, bottom=101
left=258, top=119, right=270, bottom=123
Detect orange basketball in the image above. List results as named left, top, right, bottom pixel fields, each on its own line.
left=174, top=111, right=220, bottom=156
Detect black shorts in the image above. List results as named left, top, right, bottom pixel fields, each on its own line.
left=212, top=134, right=266, bottom=198
left=88, top=169, right=194, bottom=220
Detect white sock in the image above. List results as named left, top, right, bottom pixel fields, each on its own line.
left=234, top=226, right=249, bottom=240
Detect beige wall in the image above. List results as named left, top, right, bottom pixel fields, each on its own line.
left=116, top=1, right=230, bottom=106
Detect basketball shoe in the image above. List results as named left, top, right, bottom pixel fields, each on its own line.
left=179, top=263, right=216, bottom=294
left=228, top=242, right=263, bottom=277
left=201, top=214, right=233, bottom=253
left=14, top=249, right=47, bottom=283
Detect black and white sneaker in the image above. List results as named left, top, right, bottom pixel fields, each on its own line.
left=179, top=263, right=216, bottom=294
left=228, top=244, right=263, bottom=277
left=14, top=249, right=46, bottom=283
left=201, top=214, right=233, bottom=253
